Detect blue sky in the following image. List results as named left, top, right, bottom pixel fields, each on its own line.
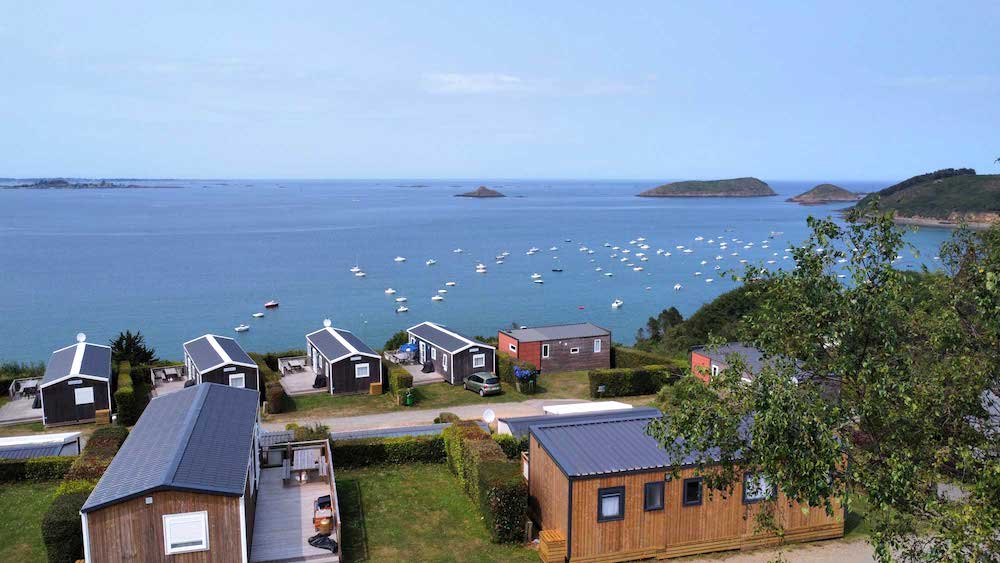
left=1, top=2, right=997, bottom=180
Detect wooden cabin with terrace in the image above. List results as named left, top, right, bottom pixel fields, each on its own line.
left=406, top=321, right=496, bottom=385
left=301, top=319, right=383, bottom=395
left=183, top=334, right=260, bottom=391
left=39, top=333, right=112, bottom=427
left=528, top=411, right=844, bottom=562
left=499, top=322, right=611, bottom=373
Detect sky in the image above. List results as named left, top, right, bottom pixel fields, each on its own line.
left=0, top=1, right=997, bottom=180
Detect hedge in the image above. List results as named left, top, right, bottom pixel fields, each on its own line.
left=492, top=434, right=529, bottom=459
left=54, top=479, right=97, bottom=497
left=611, top=346, right=677, bottom=369
left=64, top=426, right=129, bottom=481
left=0, top=456, right=75, bottom=483
left=42, top=491, right=89, bottom=563
left=496, top=354, right=537, bottom=385
left=252, top=353, right=288, bottom=413
left=388, top=365, right=413, bottom=393
left=330, top=435, right=445, bottom=467
left=114, top=360, right=151, bottom=425
left=588, top=364, right=680, bottom=398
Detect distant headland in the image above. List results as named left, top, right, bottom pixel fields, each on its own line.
left=455, top=186, right=505, bottom=198
left=3, top=178, right=180, bottom=190
left=852, top=168, right=1000, bottom=229
left=787, top=184, right=863, bottom=204
left=637, top=177, right=775, bottom=197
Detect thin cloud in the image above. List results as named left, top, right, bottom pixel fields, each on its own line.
left=422, top=72, right=526, bottom=94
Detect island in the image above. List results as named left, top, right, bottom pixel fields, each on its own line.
left=4, top=178, right=179, bottom=190
left=852, top=168, right=999, bottom=229
left=637, top=177, right=775, bottom=197
left=455, top=185, right=505, bottom=198
left=787, top=183, right=862, bottom=204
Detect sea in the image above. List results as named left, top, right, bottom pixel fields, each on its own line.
left=0, top=179, right=954, bottom=363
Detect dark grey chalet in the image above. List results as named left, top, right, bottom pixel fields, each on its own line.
left=40, top=336, right=112, bottom=427
left=306, top=322, right=383, bottom=395
left=406, top=321, right=495, bottom=385
left=183, top=334, right=259, bottom=391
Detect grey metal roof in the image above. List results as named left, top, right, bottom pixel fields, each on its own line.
left=41, top=342, right=111, bottom=385
left=500, top=407, right=660, bottom=439
left=0, top=444, right=63, bottom=459
left=335, top=329, right=377, bottom=356
left=501, top=323, right=610, bottom=343
left=82, top=383, right=259, bottom=513
left=329, top=421, right=488, bottom=442
left=307, top=326, right=378, bottom=362
left=530, top=413, right=719, bottom=478
left=184, top=334, right=255, bottom=372
left=259, top=430, right=295, bottom=448
left=407, top=322, right=491, bottom=353
left=691, top=343, right=804, bottom=381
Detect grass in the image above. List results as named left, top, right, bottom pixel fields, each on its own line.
left=0, top=481, right=60, bottom=562
left=0, top=420, right=97, bottom=438
left=844, top=494, right=872, bottom=540
left=336, top=463, right=536, bottom=562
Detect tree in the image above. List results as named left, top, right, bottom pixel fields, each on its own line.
left=648, top=209, right=999, bottom=561
left=109, top=330, right=157, bottom=366
left=645, top=316, right=662, bottom=342
left=383, top=330, right=410, bottom=351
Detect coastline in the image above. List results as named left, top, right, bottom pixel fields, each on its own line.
left=891, top=215, right=995, bottom=231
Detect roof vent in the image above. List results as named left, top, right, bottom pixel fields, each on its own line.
left=323, top=319, right=332, bottom=328
left=76, top=332, right=87, bottom=343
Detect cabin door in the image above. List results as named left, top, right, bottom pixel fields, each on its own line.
left=419, top=342, right=426, bottom=364
left=73, top=385, right=96, bottom=422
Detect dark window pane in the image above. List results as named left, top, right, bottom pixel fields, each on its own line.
left=683, top=478, right=703, bottom=506
left=644, top=481, right=664, bottom=511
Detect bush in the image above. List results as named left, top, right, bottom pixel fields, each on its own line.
left=264, top=381, right=288, bottom=414
left=64, top=426, right=129, bottom=481
left=0, top=455, right=75, bottom=483
left=252, top=353, right=288, bottom=412
left=285, top=422, right=330, bottom=441
left=330, top=435, right=445, bottom=467
left=42, top=491, right=89, bottom=563
left=496, top=354, right=537, bottom=385
left=55, top=479, right=97, bottom=496
left=492, top=434, right=529, bottom=459
left=611, top=346, right=676, bottom=369
left=478, top=461, right=528, bottom=543
left=388, top=365, right=413, bottom=393
left=588, top=364, right=681, bottom=398
left=434, top=412, right=461, bottom=424
left=383, top=330, right=409, bottom=351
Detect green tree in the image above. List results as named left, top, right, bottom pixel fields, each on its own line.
left=109, top=330, right=157, bottom=366
left=648, top=210, right=999, bottom=561
left=383, top=330, right=410, bottom=351
left=645, top=316, right=662, bottom=342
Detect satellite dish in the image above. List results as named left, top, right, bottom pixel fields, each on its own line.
left=76, top=332, right=87, bottom=343
left=482, top=408, right=496, bottom=424
left=323, top=319, right=332, bottom=328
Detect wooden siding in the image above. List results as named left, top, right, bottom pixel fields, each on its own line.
left=328, top=356, right=380, bottom=395
left=569, top=472, right=668, bottom=560
left=453, top=346, right=495, bottom=383
left=690, top=352, right=711, bottom=383
left=86, top=490, right=245, bottom=563
left=538, top=336, right=610, bottom=373
left=528, top=436, right=569, bottom=534
left=201, top=364, right=260, bottom=391
left=42, top=379, right=110, bottom=426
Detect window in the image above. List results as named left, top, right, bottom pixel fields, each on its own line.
left=472, top=353, right=486, bottom=368
left=228, top=374, right=245, bottom=388
left=594, top=339, right=602, bottom=353
left=597, top=486, right=625, bottom=522
left=682, top=477, right=703, bottom=506
left=484, top=376, right=500, bottom=385
left=710, top=364, right=720, bottom=377
left=74, top=387, right=94, bottom=405
left=431, top=348, right=437, bottom=360
left=570, top=347, right=580, bottom=354
left=541, top=344, right=550, bottom=358
left=442, top=354, right=448, bottom=371
left=509, top=343, right=517, bottom=352
left=743, top=473, right=775, bottom=504
left=163, top=511, right=209, bottom=554
left=644, top=481, right=665, bottom=511
left=355, top=363, right=370, bottom=378
left=223, top=366, right=237, bottom=373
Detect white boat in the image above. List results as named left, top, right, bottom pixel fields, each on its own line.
left=705, top=278, right=714, bottom=283
left=549, top=246, right=558, bottom=251
left=476, top=268, right=487, bottom=274
left=496, top=260, right=504, bottom=264
left=533, top=279, right=544, bottom=284
left=385, top=288, right=397, bottom=294
left=694, top=271, right=702, bottom=276
left=453, top=248, right=463, bottom=253
left=604, top=272, right=614, bottom=277
left=695, top=236, right=704, bottom=241
left=676, top=245, right=685, bottom=249
left=683, top=249, right=693, bottom=254
left=579, top=246, right=588, bottom=252
left=234, top=324, right=250, bottom=332
left=656, top=249, right=664, bottom=255
left=349, top=266, right=361, bottom=273
left=611, top=299, right=624, bottom=309
left=587, top=249, right=595, bottom=254
left=664, top=252, right=672, bottom=256
left=700, top=260, right=707, bottom=265
left=354, top=271, right=366, bottom=277
left=640, top=256, right=648, bottom=261
left=394, top=256, right=407, bottom=262
left=529, top=247, right=541, bottom=253
left=673, top=283, right=683, bottom=290
left=445, top=281, right=457, bottom=286
left=431, top=295, right=444, bottom=301
left=612, top=246, right=620, bottom=250
left=639, top=244, right=649, bottom=250
left=264, top=300, right=279, bottom=309
left=531, top=273, right=542, bottom=279
left=426, top=259, right=437, bottom=266
left=621, top=249, right=630, bottom=254
left=633, top=266, right=644, bottom=272
left=475, top=262, right=486, bottom=269
left=395, top=297, right=407, bottom=302
left=637, top=237, right=646, bottom=242
left=595, top=267, right=603, bottom=272
left=437, top=289, right=447, bottom=294
left=603, top=242, right=612, bottom=247
left=252, top=313, right=265, bottom=319
left=396, top=306, right=409, bottom=313
left=767, top=260, right=776, bottom=264
left=716, top=255, right=723, bottom=260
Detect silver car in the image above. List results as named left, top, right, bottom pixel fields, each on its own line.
left=464, top=372, right=502, bottom=396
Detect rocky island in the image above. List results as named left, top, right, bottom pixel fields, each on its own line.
left=637, top=177, right=775, bottom=197
left=4, top=178, right=179, bottom=190
left=455, top=185, right=505, bottom=198
left=787, top=183, right=862, bottom=204
left=853, top=168, right=999, bottom=229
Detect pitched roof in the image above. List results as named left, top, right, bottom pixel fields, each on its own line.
left=82, top=383, right=259, bottom=513
left=183, top=334, right=255, bottom=372
left=0, top=444, right=63, bottom=459
left=691, top=343, right=804, bottom=381
left=407, top=321, right=494, bottom=354
left=41, top=342, right=111, bottom=387
left=306, top=326, right=378, bottom=363
left=329, top=421, right=488, bottom=442
left=500, top=323, right=610, bottom=343
left=530, top=412, right=719, bottom=478
left=499, top=406, right=660, bottom=439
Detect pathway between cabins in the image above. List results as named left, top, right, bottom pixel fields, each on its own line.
left=681, top=538, right=874, bottom=562
left=260, top=398, right=587, bottom=433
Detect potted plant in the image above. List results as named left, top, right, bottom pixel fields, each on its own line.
left=514, top=366, right=538, bottom=394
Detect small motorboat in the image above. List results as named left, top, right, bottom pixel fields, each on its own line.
left=603, top=242, right=612, bottom=247
left=385, top=288, right=397, bottom=295
left=595, top=267, right=603, bottom=272
left=636, top=237, right=646, bottom=242
left=453, top=248, right=463, bottom=253
left=235, top=324, right=250, bottom=332
left=437, top=289, right=447, bottom=294
left=252, top=312, right=264, bottom=318
left=694, top=271, right=702, bottom=276
left=476, top=266, right=487, bottom=273
left=700, top=260, right=708, bottom=265
left=604, top=272, right=614, bottom=277
left=530, top=273, right=542, bottom=279
left=395, top=297, right=407, bottom=302
left=549, top=246, right=558, bottom=251
left=396, top=306, right=409, bottom=313
left=431, top=295, right=444, bottom=301
left=551, top=268, right=563, bottom=272
left=695, top=236, right=704, bottom=241
left=673, top=283, right=683, bottom=290
left=611, top=299, right=624, bottom=309
left=633, top=266, right=644, bottom=272
left=394, top=256, right=407, bottom=262
left=354, top=271, right=366, bottom=277
left=445, top=281, right=457, bottom=286
left=426, top=259, right=437, bottom=266
left=683, top=249, right=693, bottom=254
left=706, top=278, right=714, bottom=283
left=533, top=279, right=544, bottom=284
left=264, top=300, right=279, bottom=308
left=349, top=266, right=361, bottom=273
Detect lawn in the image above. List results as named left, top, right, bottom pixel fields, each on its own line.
left=0, top=420, right=98, bottom=438
left=0, top=481, right=60, bottom=562
left=336, top=464, right=537, bottom=562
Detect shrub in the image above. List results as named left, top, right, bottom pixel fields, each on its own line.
left=55, top=479, right=97, bottom=496
left=64, top=426, right=129, bottom=481
left=496, top=354, right=536, bottom=385
left=588, top=364, right=681, bottom=398
left=383, top=330, right=409, bottom=351
left=492, top=434, right=529, bottom=459
left=264, top=381, right=288, bottom=414
left=330, top=435, right=445, bottom=467
left=443, top=421, right=490, bottom=475
left=285, top=422, right=330, bottom=441
left=42, top=491, right=89, bottom=563
left=478, top=461, right=528, bottom=543
left=0, top=455, right=74, bottom=483
left=388, top=365, right=413, bottom=393
left=253, top=352, right=288, bottom=412
left=611, top=346, right=676, bottom=369
left=434, top=412, right=460, bottom=424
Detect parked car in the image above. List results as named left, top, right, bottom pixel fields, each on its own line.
left=463, top=372, right=501, bottom=396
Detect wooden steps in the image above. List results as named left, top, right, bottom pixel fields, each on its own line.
left=539, top=530, right=567, bottom=563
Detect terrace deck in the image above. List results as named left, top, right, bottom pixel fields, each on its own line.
left=250, top=467, right=340, bottom=562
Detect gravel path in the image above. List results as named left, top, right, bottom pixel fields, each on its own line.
left=679, top=538, right=874, bottom=562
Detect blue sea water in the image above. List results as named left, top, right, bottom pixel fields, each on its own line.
left=0, top=179, right=953, bottom=363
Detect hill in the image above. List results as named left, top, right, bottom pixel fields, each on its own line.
left=455, top=186, right=505, bottom=198
left=787, top=183, right=861, bottom=204
left=637, top=177, right=775, bottom=197
left=854, top=169, right=1000, bottom=227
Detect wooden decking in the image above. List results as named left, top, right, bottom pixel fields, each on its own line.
left=279, top=367, right=328, bottom=397
left=250, top=468, right=340, bottom=563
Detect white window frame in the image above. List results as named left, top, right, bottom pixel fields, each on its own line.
left=442, top=354, right=448, bottom=372
left=541, top=344, right=550, bottom=358
left=228, top=374, right=246, bottom=388
left=74, top=387, right=95, bottom=405
left=355, top=363, right=370, bottom=378
left=509, top=343, right=517, bottom=352
left=570, top=347, right=580, bottom=354
left=431, top=348, right=437, bottom=361
left=710, top=364, right=720, bottom=377
left=472, top=353, right=486, bottom=369
left=594, top=339, right=602, bottom=353
left=163, top=511, right=209, bottom=555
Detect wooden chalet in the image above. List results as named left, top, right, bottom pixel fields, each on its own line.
left=498, top=323, right=611, bottom=373
left=406, top=321, right=495, bottom=385
left=183, top=334, right=260, bottom=391
left=306, top=321, right=383, bottom=395
left=39, top=334, right=112, bottom=427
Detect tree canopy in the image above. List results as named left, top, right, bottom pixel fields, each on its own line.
left=109, top=330, right=158, bottom=366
